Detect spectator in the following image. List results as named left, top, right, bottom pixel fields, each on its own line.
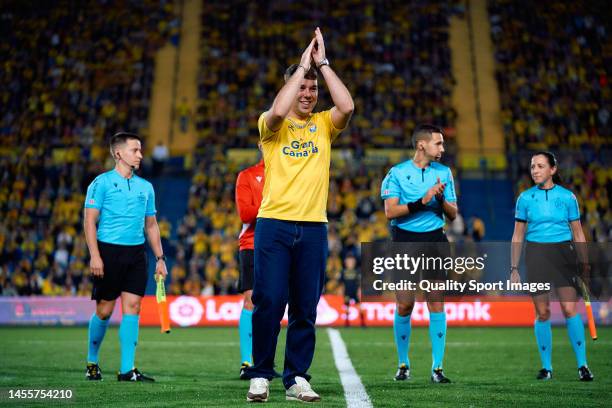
left=176, top=97, right=191, bottom=133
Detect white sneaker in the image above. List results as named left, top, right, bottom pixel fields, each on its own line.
left=285, top=376, right=321, bottom=403
left=247, top=377, right=269, bottom=402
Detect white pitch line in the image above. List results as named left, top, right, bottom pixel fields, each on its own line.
left=327, top=328, right=373, bottom=408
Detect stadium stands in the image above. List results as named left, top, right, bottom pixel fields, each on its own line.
left=0, top=0, right=173, bottom=295
left=197, top=0, right=459, bottom=149
left=489, top=0, right=611, bottom=241
left=0, top=0, right=607, bottom=297
left=489, top=0, right=610, bottom=150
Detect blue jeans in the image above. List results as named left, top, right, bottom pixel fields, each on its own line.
left=247, top=218, right=327, bottom=389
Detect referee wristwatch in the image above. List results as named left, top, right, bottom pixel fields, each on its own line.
left=316, top=58, right=330, bottom=69
left=156, top=255, right=167, bottom=262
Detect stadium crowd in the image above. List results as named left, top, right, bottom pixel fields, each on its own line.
left=0, top=0, right=467, bottom=297
left=489, top=0, right=611, bottom=242
left=490, top=0, right=610, bottom=151
left=1, top=0, right=608, bottom=297
left=197, top=0, right=460, bottom=150
left=0, top=1, right=174, bottom=295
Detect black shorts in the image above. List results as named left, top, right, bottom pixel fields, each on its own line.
left=92, top=241, right=148, bottom=301
left=238, top=249, right=254, bottom=293
left=391, top=227, right=449, bottom=280
left=525, top=241, right=579, bottom=292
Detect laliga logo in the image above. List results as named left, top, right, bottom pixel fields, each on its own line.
left=169, top=296, right=204, bottom=327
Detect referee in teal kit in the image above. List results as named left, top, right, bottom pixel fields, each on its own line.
left=381, top=124, right=458, bottom=383
left=511, top=151, right=594, bottom=381
left=83, top=132, right=167, bottom=382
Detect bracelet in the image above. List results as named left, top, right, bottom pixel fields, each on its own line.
left=407, top=199, right=426, bottom=214
left=297, top=64, right=307, bottom=72
left=510, top=266, right=518, bottom=272
left=156, top=255, right=167, bottom=262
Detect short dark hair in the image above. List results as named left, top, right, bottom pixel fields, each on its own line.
left=109, top=132, right=142, bottom=158
left=284, top=64, right=318, bottom=82
left=411, top=124, right=444, bottom=148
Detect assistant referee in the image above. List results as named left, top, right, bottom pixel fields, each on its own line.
left=381, top=124, right=458, bottom=384
left=83, top=132, right=168, bottom=382
left=511, top=151, right=594, bottom=381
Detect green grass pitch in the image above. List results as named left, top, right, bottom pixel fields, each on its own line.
left=0, top=326, right=609, bottom=407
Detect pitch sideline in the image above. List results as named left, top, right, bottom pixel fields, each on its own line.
left=327, top=328, right=373, bottom=408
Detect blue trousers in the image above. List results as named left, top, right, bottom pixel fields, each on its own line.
left=248, top=218, right=327, bottom=389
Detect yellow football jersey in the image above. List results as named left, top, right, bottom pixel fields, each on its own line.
left=257, top=109, right=344, bottom=222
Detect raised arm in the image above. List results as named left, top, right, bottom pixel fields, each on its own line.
left=265, top=39, right=317, bottom=132
left=312, top=27, right=354, bottom=129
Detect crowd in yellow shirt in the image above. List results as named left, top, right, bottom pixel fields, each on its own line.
left=0, top=0, right=173, bottom=296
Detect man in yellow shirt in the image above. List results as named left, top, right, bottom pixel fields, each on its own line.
left=245, top=28, right=354, bottom=403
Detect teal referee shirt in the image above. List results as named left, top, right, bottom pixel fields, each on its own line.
left=381, top=160, right=457, bottom=232
left=515, top=184, right=580, bottom=243
left=84, top=169, right=156, bottom=245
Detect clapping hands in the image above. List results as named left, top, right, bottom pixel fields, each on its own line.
left=298, top=27, right=327, bottom=72
left=423, top=177, right=447, bottom=205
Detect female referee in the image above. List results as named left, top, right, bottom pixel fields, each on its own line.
left=511, top=151, right=594, bottom=381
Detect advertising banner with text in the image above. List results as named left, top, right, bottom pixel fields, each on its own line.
left=1, top=295, right=610, bottom=327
